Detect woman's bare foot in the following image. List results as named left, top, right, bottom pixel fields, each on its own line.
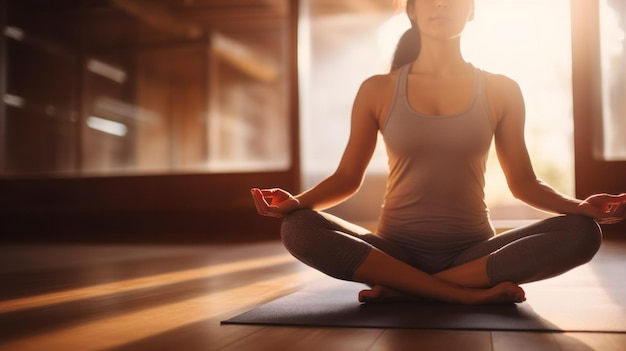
left=469, top=282, right=526, bottom=304
left=359, top=282, right=526, bottom=305
left=358, top=285, right=426, bottom=303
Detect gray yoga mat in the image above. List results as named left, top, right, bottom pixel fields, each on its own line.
left=223, top=243, right=626, bottom=332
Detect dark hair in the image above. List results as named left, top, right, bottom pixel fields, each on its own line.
left=390, top=0, right=420, bottom=71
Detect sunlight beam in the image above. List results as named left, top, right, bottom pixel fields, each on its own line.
left=0, top=253, right=295, bottom=314
left=0, top=271, right=319, bottom=351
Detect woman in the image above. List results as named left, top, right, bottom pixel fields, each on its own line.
left=251, top=0, right=626, bottom=304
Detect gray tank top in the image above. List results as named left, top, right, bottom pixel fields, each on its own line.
left=378, top=64, right=495, bottom=252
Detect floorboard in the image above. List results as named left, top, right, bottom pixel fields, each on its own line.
left=370, top=330, right=492, bottom=351
left=222, top=327, right=383, bottom=351
left=0, top=239, right=624, bottom=351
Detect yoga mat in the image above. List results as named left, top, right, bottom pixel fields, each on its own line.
left=223, top=243, right=626, bottom=332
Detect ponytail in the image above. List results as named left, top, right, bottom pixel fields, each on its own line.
left=390, top=26, right=420, bottom=71
left=390, top=0, right=420, bottom=72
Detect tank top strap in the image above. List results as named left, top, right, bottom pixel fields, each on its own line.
left=382, top=64, right=411, bottom=131
left=473, top=67, right=495, bottom=132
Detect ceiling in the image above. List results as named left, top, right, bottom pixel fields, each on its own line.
left=6, top=0, right=398, bottom=53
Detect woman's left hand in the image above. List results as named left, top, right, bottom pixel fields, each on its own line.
left=579, top=193, right=626, bottom=224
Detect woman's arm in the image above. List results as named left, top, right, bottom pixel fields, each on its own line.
left=295, top=76, right=384, bottom=210
left=490, top=75, right=625, bottom=222
left=252, top=75, right=386, bottom=216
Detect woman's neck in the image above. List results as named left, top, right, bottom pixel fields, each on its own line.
left=411, top=37, right=469, bottom=76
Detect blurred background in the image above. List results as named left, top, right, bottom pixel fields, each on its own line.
left=0, top=0, right=624, bottom=241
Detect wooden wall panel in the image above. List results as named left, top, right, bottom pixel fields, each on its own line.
left=0, top=0, right=300, bottom=243
left=0, top=0, right=7, bottom=173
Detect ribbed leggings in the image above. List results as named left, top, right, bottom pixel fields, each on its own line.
left=280, top=209, right=602, bottom=285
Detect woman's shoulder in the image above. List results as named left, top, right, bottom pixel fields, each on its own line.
left=478, top=69, right=524, bottom=124
left=357, top=70, right=402, bottom=101
left=480, top=70, right=522, bottom=94
left=353, top=71, right=400, bottom=127
left=361, top=70, right=399, bottom=90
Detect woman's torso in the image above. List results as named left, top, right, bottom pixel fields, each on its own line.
left=376, top=63, right=496, bottom=264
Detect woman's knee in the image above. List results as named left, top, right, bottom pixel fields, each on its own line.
left=280, top=209, right=337, bottom=270
left=279, top=209, right=371, bottom=280
left=565, top=214, right=602, bottom=262
left=280, top=209, right=318, bottom=256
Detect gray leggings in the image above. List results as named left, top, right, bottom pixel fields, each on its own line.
left=280, top=209, right=602, bottom=285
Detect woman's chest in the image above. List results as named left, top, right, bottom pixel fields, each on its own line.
left=406, top=74, right=475, bottom=116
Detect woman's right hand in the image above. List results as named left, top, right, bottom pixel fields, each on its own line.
left=250, top=188, right=301, bottom=218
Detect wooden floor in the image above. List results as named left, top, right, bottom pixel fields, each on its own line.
left=1, top=239, right=625, bottom=351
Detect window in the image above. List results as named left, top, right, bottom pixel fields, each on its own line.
left=2, top=0, right=293, bottom=176
left=599, top=0, right=626, bottom=161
